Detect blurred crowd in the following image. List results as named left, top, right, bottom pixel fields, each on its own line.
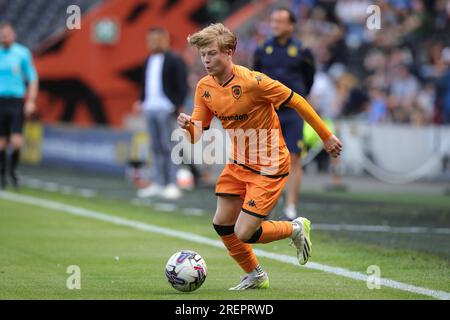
left=216, top=0, right=450, bottom=125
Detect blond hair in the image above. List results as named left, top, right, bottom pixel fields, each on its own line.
left=187, top=23, right=237, bottom=52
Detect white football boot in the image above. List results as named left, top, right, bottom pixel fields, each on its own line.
left=291, top=217, right=312, bottom=265
left=229, top=272, right=270, bottom=290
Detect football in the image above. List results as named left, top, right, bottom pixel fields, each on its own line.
left=165, top=250, right=207, bottom=292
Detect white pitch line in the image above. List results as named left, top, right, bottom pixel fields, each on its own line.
left=0, top=191, right=449, bottom=300
left=314, top=223, right=450, bottom=235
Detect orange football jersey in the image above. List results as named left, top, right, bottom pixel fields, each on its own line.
left=191, top=64, right=293, bottom=177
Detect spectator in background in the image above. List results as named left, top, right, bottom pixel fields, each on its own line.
left=135, top=27, right=188, bottom=199
left=415, top=81, right=435, bottom=124
left=388, top=63, right=419, bottom=122
left=233, top=0, right=448, bottom=126
left=435, top=47, right=450, bottom=124
left=367, top=85, right=388, bottom=123
left=309, top=70, right=338, bottom=119
left=253, top=7, right=315, bottom=220
left=341, top=86, right=370, bottom=119
left=335, top=0, right=372, bottom=49
left=0, top=22, right=38, bottom=189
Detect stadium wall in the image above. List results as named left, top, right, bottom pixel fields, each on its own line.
left=22, top=123, right=149, bottom=176
left=21, top=121, right=450, bottom=183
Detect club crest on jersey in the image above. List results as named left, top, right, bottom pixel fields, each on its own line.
left=231, top=85, right=242, bottom=100
left=202, top=90, right=211, bottom=102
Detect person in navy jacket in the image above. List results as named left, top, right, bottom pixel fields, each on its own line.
left=254, top=7, right=315, bottom=220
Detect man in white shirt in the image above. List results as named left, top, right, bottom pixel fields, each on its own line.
left=135, top=27, right=188, bottom=199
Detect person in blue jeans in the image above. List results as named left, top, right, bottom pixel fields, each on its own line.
left=0, top=22, right=38, bottom=189
left=134, top=27, right=188, bottom=199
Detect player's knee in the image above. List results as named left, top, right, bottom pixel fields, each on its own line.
left=243, top=227, right=263, bottom=243
left=212, top=212, right=224, bottom=225
left=213, top=223, right=261, bottom=243
left=234, top=225, right=256, bottom=243
left=212, top=213, right=232, bottom=226
left=236, top=226, right=262, bottom=243
left=212, top=223, right=234, bottom=236
left=234, top=229, right=249, bottom=242
left=213, top=207, right=238, bottom=226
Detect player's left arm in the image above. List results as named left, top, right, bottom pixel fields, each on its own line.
left=286, top=93, right=342, bottom=157
left=256, top=72, right=342, bottom=158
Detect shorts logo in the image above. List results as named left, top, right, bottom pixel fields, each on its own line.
left=247, top=199, right=257, bottom=208
left=231, top=85, right=242, bottom=100
left=255, top=75, right=262, bottom=85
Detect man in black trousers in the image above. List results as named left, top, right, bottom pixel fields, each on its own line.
left=0, top=22, right=38, bottom=189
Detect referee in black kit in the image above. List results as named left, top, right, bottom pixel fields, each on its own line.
left=253, top=7, right=315, bottom=220
left=0, top=22, right=38, bottom=189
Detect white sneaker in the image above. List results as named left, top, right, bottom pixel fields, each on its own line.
left=162, top=184, right=182, bottom=200
left=229, top=272, right=269, bottom=290
left=291, top=217, right=312, bottom=265
left=137, top=184, right=162, bottom=198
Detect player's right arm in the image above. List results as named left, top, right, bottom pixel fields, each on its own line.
left=177, top=83, right=214, bottom=144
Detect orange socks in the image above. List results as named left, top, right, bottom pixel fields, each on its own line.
left=213, top=221, right=293, bottom=273
left=220, top=233, right=259, bottom=273
left=213, top=224, right=259, bottom=273
left=256, top=221, right=293, bottom=243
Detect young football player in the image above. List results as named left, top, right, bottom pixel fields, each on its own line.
left=178, top=23, right=342, bottom=290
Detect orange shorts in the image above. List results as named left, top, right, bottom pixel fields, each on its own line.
left=215, top=163, right=289, bottom=218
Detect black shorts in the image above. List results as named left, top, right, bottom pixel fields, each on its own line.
left=0, top=97, right=25, bottom=137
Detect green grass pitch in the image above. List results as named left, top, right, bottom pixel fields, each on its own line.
left=0, top=187, right=449, bottom=300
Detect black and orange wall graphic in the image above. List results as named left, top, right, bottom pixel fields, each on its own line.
left=34, top=0, right=206, bottom=128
